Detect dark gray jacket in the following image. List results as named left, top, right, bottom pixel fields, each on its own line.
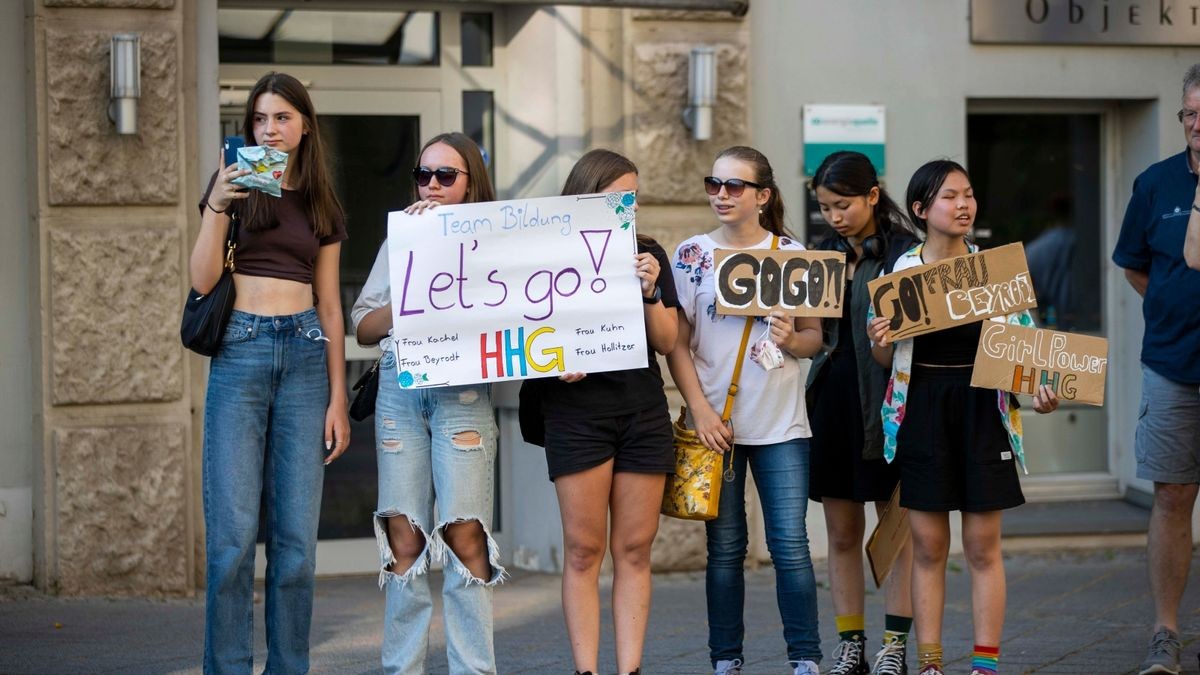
left=805, top=233, right=917, bottom=461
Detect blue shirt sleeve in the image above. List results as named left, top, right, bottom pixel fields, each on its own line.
left=1112, top=175, right=1152, bottom=271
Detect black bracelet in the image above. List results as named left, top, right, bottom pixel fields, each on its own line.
left=207, top=202, right=226, bottom=214
left=1193, top=203, right=1200, bottom=214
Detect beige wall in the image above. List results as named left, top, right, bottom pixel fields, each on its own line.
left=27, top=0, right=197, bottom=596
left=752, top=0, right=1200, bottom=550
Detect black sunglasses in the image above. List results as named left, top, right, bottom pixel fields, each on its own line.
left=413, top=166, right=468, bottom=187
left=703, top=176, right=763, bottom=198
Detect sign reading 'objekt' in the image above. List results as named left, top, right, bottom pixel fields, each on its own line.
left=386, top=192, right=647, bottom=388
left=970, top=0, right=1200, bottom=46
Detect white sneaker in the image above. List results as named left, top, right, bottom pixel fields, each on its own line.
left=790, top=659, right=821, bottom=675
left=715, top=658, right=744, bottom=675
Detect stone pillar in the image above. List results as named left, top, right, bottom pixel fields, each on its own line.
left=30, top=0, right=196, bottom=597
left=575, top=8, right=755, bottom=572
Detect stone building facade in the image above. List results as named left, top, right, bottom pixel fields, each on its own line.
left=7, top=0, right=201, bottom=595
left=2, top=0, right=754, bottom=596
left=5, top=0, right=1198, bottom=597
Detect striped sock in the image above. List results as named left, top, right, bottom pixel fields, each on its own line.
left=971, top=644, right=999, bottom=674
left=917, top=642, right=942, bottom=671
left=883, top=614, right=913, bottom=645
left=835, top=614, right=865, bottom=641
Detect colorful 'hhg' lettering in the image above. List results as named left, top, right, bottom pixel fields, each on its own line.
left=1011, top=364, right=1078, bottom=400
left=479, top=326, right=565, bottom=379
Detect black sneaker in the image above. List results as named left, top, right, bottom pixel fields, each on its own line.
left=871, top=638, right=907, bottom=675
left=828, top=634, right=869, bottom=675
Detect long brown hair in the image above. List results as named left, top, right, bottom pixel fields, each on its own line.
left=561, top=149, right=650, bottom=246
left=238, top=72, right=343, bottom=237
left=715, top=145, right=791, bottom=238
left=414, top=132, right=495, bottom=204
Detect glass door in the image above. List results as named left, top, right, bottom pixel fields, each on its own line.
left=308, top=90, right=439, bottom=575
left=967, top=107, right=1117, bottom=498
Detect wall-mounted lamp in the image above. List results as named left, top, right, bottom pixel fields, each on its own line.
left=682, top=46, right=716, bottom=141
left=108, top=33, right=141, bottom=135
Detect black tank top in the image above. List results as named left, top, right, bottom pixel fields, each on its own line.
left=911, top=320, right=983, bottom=366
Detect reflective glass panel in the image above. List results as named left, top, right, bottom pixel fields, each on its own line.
left=219, top=9, right=439, bottom=66
left=461, top=12, right=494, bottom=67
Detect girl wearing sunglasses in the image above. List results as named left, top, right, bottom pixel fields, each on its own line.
left=352, top=132, right=504, bottom=675
left=519, top=148, right=678, bottom=675
left=807, top=151, right=919, bottom=675
left=867, top=160, right=1059, bottom=675
left=666, top=146, right=824, bottom=675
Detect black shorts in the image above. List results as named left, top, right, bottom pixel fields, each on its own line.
left=543, top=405, right=674, bottom=481
left=809, top=350, right=899, bottom=503
left=895, top=365, right=1025, bottom=513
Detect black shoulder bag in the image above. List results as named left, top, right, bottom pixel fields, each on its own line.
left=181, top=213, right=239, bottom=356
left=349, top=356, right=381, bottom=421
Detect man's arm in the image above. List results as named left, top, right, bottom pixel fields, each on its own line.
left=1185, top=183, right=1200, bottom=270
left=1123, top=267, right=1149, bottom=296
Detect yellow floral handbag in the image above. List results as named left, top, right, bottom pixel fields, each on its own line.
left=662, top=405, right=728, bottom=520
left=661, top=237, right=775, bottom=520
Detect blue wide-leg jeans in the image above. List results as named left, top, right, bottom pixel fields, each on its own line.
left=202, top=309, right=330, bottom=674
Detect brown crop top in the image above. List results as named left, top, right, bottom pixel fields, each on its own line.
left=200, top=172, right=347, bottom=284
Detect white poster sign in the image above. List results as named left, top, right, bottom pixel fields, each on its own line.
left=387, top=192, right=647, bottom=388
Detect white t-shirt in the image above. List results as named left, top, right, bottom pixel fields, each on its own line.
left=672, top=231, right=812, bottom=444
left=351, top=241, right=392, bottom=349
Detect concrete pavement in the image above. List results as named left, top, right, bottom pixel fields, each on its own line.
left=1, top=547, right=1198, bottom=674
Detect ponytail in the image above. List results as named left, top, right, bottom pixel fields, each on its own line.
left=715, top=145, right=792, bottom=238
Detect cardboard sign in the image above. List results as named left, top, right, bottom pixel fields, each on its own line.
left=387, top=192, right=647, bottom=388
left=712, top=249, right=847, bottom=317
left=970, top=322, right=1109, bottom=406
left=867, top=242, right=1037, bottom=341
left=866, top=485, right=911, bottom=588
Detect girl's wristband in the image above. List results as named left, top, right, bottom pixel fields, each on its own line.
left=207, top=201, right=226, bottom=214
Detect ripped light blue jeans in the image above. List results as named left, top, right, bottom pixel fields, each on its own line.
left=374, top=348, right=504, bottom=675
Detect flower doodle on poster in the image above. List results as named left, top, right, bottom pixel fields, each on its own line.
left=397, top=370, right=430, bottom=388
left=604, top=192, right=636, bottom=229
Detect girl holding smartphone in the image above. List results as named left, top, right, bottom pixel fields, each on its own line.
left=192, top=71, right=349, bottom=673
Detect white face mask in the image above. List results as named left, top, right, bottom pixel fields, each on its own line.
left=749, top=322, right=784, bottom=371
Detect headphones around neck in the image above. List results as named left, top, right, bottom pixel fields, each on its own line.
left=834, top=230, right=886, bottom=263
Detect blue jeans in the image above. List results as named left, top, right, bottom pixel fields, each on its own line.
left=374, top=349, right=504, bottom=675
left=706, top=439, right=821, bottom=666
left=202, top=309, right=330, bottom=674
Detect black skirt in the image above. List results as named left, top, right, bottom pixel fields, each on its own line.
left=895, top=365, right=1025, bottom=513
left=808, top=348, right=901, bottom=503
